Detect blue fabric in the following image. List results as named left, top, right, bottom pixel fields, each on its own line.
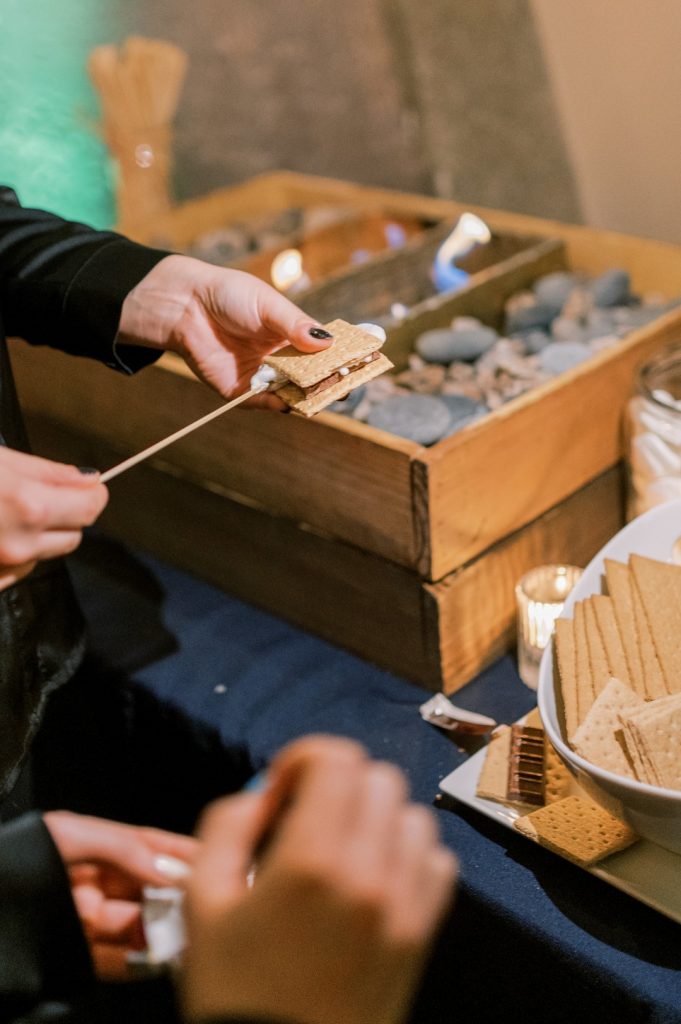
left=68, top=534, right=681, bottom=1024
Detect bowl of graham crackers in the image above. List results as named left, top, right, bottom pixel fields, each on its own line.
left=538, top=498, right=681, bottom=855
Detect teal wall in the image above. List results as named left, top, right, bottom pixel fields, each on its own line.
left=0, top=0, right=119, bottom=226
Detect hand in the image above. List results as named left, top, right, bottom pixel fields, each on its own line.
left=182, top=736, right=457, bottom=1024
left=117, top=255, right=334, bottom=410
left=43, top=811, right=198, bottom=981
left=0, top=447, right=108, bottom=591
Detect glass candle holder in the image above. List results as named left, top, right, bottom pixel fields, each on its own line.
left=515, top=564, right=583, bottom=690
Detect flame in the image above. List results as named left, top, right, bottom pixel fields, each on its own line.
left=432, top=212, right=492, bottom=293
left=271, top=248, right=305, bottom=291
left=436, top=213, right=491, bottom=269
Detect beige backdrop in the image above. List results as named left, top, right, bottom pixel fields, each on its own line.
left=531, top=0, right=681, bottom=242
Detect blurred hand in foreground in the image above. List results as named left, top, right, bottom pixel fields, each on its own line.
left=183, top=735, right=457, bottom=1024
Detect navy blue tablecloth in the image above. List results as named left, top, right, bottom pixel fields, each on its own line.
left=68, top=534, right=681, bottom=1024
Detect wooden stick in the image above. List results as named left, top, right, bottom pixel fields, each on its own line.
left=100, top=389, right=256, bottom=483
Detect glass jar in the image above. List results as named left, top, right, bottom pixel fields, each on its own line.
left=627, top=346, right=681, bottom=520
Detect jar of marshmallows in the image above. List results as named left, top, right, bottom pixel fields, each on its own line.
left=627, top=346, right=681, bottom=519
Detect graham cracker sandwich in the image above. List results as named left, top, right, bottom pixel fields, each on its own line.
left=264, top=319, right=393, bottom=417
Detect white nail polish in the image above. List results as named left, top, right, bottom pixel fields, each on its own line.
left=154, top=854, right=192, bottom=881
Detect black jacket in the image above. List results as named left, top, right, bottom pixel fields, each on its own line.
left=0, top=191, right=291, bottom=1024
left=0, top=189, right=164, bottom=1020
left=0, top=186, right=166, bottom=804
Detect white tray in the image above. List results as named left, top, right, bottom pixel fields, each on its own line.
left=439, top=739, right=681, bottom=924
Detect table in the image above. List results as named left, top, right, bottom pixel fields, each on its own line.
left=69, top=533, right=681, bottom=1024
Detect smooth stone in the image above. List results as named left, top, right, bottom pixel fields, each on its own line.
left=450, top=315, right=483, bottom=330
left=539, top=342, right=592, bottom=375
left=551, top=316, right=588, bottom=343
left=585, top=309, right=616, bottom=334
left=533, top=271, right=577, bottom=313
left=511, top=329, right=551, bottom=354
left=505, top=303, right=557, bottom=333
left=439, top=394, right=486, bottom=423
left=415, top=326, right=497, bottom=363
left=190, top=226, right=251, bottom=265
left=582, top=322, right=621, bottom=343
left=367, top=395, right=452, bottom=445
left=591, top=268, right=630, bottom=307
left=445, top=407, right=488, bottom=437
left=613, top=305, right=664, bottom=330
left=327, top=384, right=366, bottom=415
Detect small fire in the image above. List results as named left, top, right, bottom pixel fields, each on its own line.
left=271, top=248, right=310, bottom=293
left=433, top=213, right=492, bottom=293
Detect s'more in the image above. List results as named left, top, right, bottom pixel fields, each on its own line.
left=264, top=318, right=393, bottom=417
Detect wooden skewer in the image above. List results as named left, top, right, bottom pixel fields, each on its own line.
left=100, top=388, right=256, bottom=483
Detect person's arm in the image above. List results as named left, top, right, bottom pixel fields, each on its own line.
left=0, top=186, right=168, bottom=372
left=0, top=187, right=334, bottom=409
left=0, top=813, right=93, bottom=1021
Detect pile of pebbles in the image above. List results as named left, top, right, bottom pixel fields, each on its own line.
left=186, top=207, right=306, bottom=266
left=183, top=205, right=367, bottom=267
left=330, top=269, right=679, bottom=445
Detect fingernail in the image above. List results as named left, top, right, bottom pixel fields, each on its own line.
left=308, top=327, right=333, bottom=340
left=78, top=466, right=99, bottom=476
left=154, top=854, right=192, bottom=881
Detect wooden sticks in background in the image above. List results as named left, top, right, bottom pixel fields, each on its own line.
left=88, top=36, right=188, bottom=233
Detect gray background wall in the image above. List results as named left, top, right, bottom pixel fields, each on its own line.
left=120, top=0, right=582, bottom=221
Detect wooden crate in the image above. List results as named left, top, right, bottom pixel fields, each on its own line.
left=12, top=173, right=681, bottom=690
left=14, top=413, right=625, bottom=692
left=129, top=169, right=555, bottom=334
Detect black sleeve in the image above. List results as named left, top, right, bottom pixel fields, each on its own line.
left=0, top=187, right=170, bottom=373
left=0, top=812, right=93, bottom=1022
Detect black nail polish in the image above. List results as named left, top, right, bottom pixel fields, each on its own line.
left=78, top=466, right=99, bottom=475
left=308, top=327, right=333, bottom=340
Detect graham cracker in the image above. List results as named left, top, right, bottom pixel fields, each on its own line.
left=571, top=677, right=643, bottom=779
left=629, top=554, right=681, bottom=696
left=524, top=707, right=543, bottom=730
left=475, top=726, right=512, bottom=803
left=584, top=598, right=610, bottom=696
left=573, top=601, right=595, bottom=725
left=276, top=353, right=393, bottom=417
left=629, top=567, right=667, bottom=700
left=620, top=694, right=681, bottom=790
left=514, top=795, right=637, bottom=867
left=554, top=618, right=579, bottom=741
left=620, top=723, right=661, bottom=786
left=605, top=559, right=645, bottom=697
left=264, top=319, right=382, bottom=387
left=591, top=594, right=630, bottom=688
left=543, top=740, right=572, bottom=804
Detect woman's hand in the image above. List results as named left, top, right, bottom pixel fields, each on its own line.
left=43, top=811, right=198, bottom=981
left=117, top=255, right=334, bottom=410
left=182, top=736, right=457, bottom=1024
left=0, top=448, right=108, bottom=591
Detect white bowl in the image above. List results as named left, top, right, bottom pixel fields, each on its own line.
left=537, top=498, right=681, bottom=855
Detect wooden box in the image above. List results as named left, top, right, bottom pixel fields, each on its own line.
left=12, top=173, right=681, bottom=691
left=130, top=169, right=555, bottom=329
